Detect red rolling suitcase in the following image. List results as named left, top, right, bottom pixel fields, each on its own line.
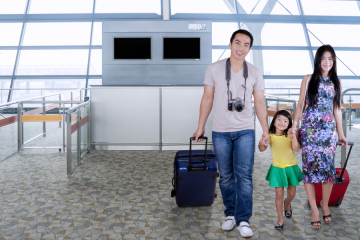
left=314, top=141, right=354, bottom=206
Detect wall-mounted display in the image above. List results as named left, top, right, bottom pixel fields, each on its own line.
left=114, top=38, right=151, bottom=59
left=163, top=38, right=200, bottom=59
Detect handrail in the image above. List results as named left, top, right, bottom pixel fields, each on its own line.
left=0, top=88, right=89, bottom=90
left=341, top=88, right=360, bottom=103
left=0, top=89, right=82, bottom=108
left=67, top=101, right=90, bottom=114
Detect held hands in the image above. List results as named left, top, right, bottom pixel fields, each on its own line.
left=289, top=124, right=298, bottom=139
left=259, top=137, right=270, bottom=148
left=288, top=128, right=296, bottom=139
left=259, top=132, right=270, bottom=148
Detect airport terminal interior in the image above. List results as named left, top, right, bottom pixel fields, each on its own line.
left=1, top=0, right=360, bottom=239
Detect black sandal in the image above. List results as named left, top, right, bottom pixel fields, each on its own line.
left=284, top=199, right=292, bottom=218
left=323, top=214, right=332, bottom=224
left=275, top=222, right=284, bottom=230
left=311, top=221, right=321, bottom=229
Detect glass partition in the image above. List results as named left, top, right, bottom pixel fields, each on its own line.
left=22, top=98, right=45, bottom=144
left=66, top=102, right=90, bottom=177
left=68, top=110, right=79, bottom=176
left=80, top=105, right=89, bottom=156
left=0, top=103, right=18, bottom=161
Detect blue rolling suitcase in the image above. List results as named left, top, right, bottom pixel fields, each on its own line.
left=171, top=136, right=219, bottom=207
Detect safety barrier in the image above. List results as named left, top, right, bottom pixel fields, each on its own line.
left=65, top=101, right=91, bottom=177
left=0, top=90, right=83, bottom=162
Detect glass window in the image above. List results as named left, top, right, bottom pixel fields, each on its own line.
left=261, top=23, right=307, bottom=46
left=212, top=49, right=229, bottom=63
left=237, top=0, right=268, bottom=14
left=301, top=0, right=360, bottom=16
left=88, top=79, right=102, bottom=86
left=341, top=80, right=360, bottom=91
left=171, top=0, right=232, bottom=14
left=312, top=50, right=358, bottom=76
left=237, top=0, right=299, bottom=15
left=0, top=80, right=11, bottom=104
left=340, top=80, right=360, bottom=106
left=89, top=49, right=102, bottom=75
left=29, top=0, right=93, bottom=14
left=92, top=22, right=102, bottom=45
left=270, top=0, right=299, bottom=15
left=17, top=50, right=89, bottom=75
left=96, top=0, right=161, bottom=14
left=307, top=24, right=360, bottom=47
left=212, top=49, right=253, bottom=64
left=261, top=50, right=313, bottom=75
left=12, top=79, right=86, bottom=101
left=264, top=79, right=302, bottom=100
left=212, top=22, right=238, bottom=45
left=0, top=23, right=22, bottom=46
left=335, top=51, right=360, bottom=76
left=23, top=22, right=92, bottom=46
left=0, top=50, right=17, bottom=75
left=0, top=0, right=27, bottom=14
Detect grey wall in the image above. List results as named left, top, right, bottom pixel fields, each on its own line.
left=102, top=21, right=212, bottom=85
left=91, top=86, right=213, bottom=150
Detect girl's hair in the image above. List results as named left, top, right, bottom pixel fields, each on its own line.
left=269, top=110, right=293, bottom=136
left=308, top=45, right=341, bottom=109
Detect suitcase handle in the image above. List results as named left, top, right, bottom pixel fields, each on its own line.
left=336, top=142, right=354, bottom=182
left=188, top=136, right=208, bottom=171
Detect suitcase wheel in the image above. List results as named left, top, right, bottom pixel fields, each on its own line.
left=171, top=189, right=176, bottom=197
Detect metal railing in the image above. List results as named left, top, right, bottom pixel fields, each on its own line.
left=66, top=101, right=91, bottom=177
left=264, top=94, right=297, bottom=126
left=17, top=100, right=83, bottom=152
left=341, top=89, right=360, bottom=131
left=0, top=90, right=82, bottom=161
left=0, top=89, right=90, bottom=178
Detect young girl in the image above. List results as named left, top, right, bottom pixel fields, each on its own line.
left=259, top=110, right=303, bottom=230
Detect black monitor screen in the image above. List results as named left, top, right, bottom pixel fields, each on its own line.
left=114, top=38, right=151, bottom=59
left=163, top=38, right=200, bottom=59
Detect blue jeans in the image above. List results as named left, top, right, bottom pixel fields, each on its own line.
left=212, top=130, right=255, bottom=226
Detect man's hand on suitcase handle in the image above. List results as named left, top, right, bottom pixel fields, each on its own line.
left=193, top=128, right=205, bottom=142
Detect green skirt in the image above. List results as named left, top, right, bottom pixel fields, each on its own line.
left=265, top=164, right=303, bottom=188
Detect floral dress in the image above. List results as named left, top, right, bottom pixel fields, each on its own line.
left=301, top=77, right=337, bottom=183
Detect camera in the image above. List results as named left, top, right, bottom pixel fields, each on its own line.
left=225, top=58, right=248, bottom=113
left=228, top=97, right=245, bottom=112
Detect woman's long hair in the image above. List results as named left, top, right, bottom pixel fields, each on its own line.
left=269, top=110, right=293, bottom=137
left=307, top=45, right=341, bottom=109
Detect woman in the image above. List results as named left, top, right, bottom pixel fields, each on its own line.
left=290, top=45, right=348, bottom=229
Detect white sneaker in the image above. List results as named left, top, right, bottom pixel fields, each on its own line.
left=222, top=216, right=235, bottom=231
left=237, top=221, right=253, bottom=238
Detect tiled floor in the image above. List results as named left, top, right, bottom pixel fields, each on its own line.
left=0, top=123, right=359, bottom=239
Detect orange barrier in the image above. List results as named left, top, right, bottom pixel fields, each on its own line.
left=341, top=103, right=360, bottom=108
left=22, top=115, right=62, bottom=122
left=0, top=96, right=81, bottom=128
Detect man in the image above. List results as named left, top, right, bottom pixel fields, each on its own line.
left=193, top=29, right=269, bottom=238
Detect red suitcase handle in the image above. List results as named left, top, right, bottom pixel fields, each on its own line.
left=336, top=141, right=354, bottom=182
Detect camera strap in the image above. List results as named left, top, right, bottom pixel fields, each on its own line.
left=226, top=58, right=248, bottom=103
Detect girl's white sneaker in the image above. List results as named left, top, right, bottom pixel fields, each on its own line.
left=222, top=216, right=235, bottom=231
left=237, top=221, right=253, bottom=238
